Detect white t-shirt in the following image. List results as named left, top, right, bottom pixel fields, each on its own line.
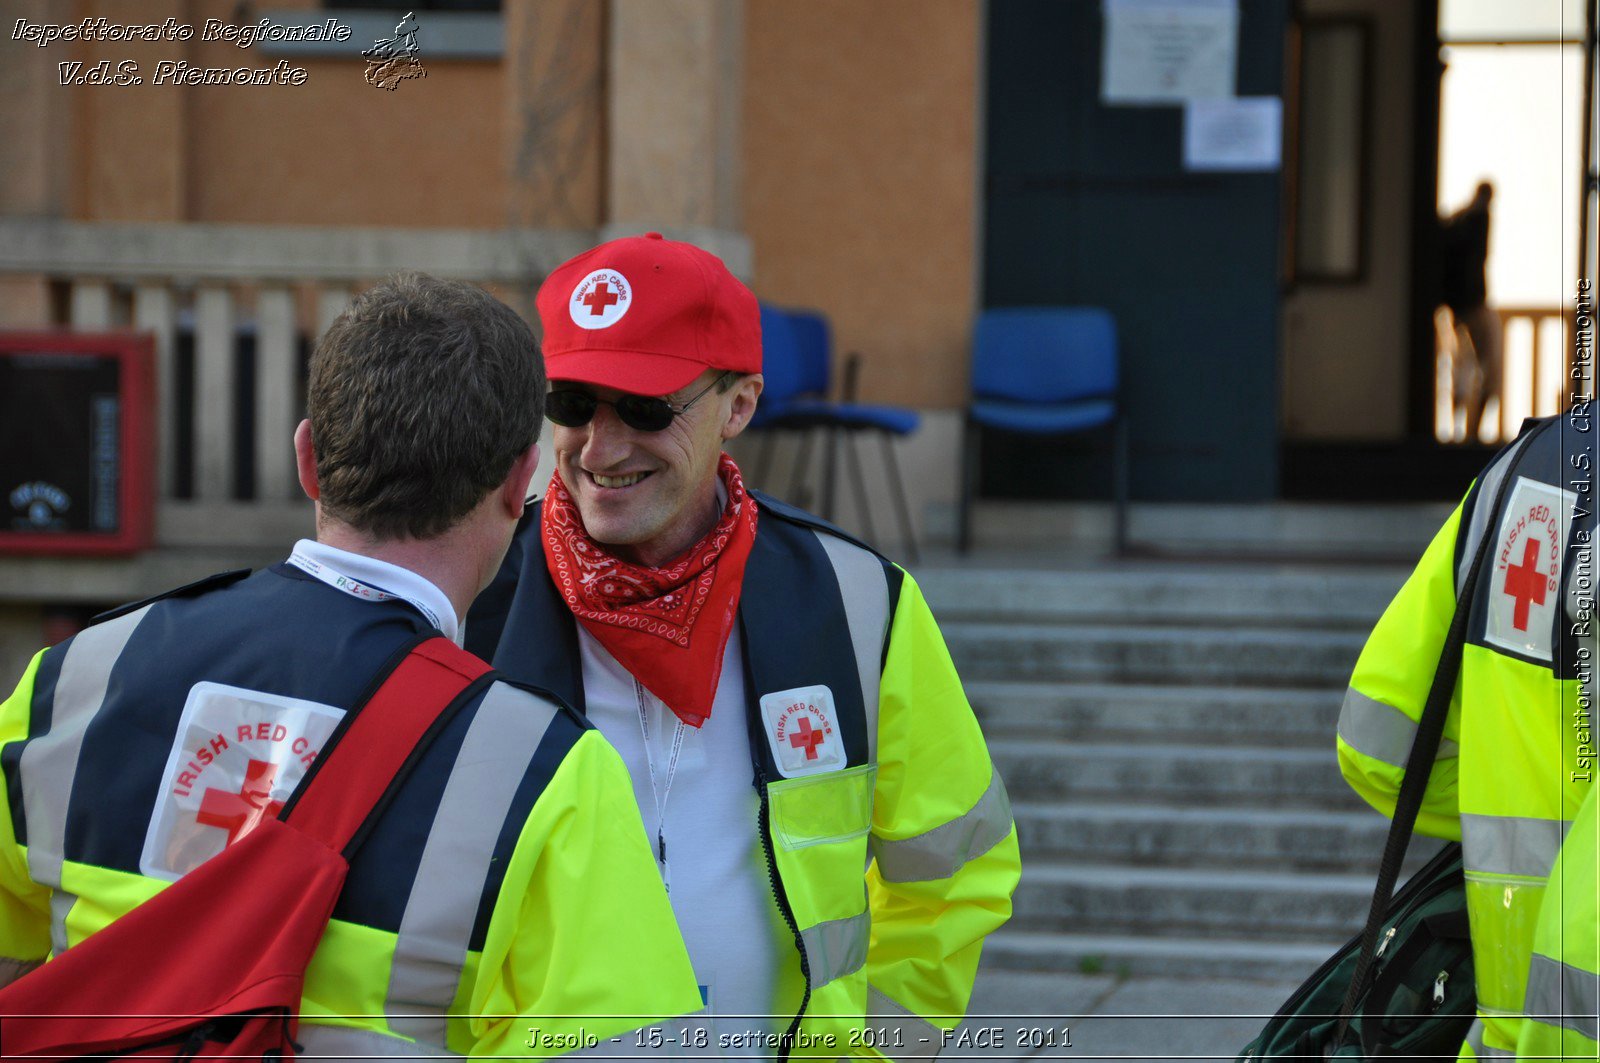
left=577, top=626, right=798, bottom=1054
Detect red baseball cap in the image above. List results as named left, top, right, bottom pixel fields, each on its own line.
left=535, top=232, right=762, bottom=397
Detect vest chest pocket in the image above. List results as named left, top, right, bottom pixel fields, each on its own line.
left=769, top=764, right=876, bottom=851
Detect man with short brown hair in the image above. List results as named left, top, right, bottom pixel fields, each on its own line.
left=307, top=271, right=545, bottom=540
left=0, top=272, right=700, bottom=1055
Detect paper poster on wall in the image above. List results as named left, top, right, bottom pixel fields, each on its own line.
left=1102, top=0, right=1239, bottom=105
left=1183, top=96, right=1282, bottom=171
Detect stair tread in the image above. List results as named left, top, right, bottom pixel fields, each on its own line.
left=949, top=621, right=1365, bottom=641
left=1009, top=801, right=1378, bottom=827
left=1018, top=861, right=1375, bottom=891
left=966, top=680, right=1344, bottom=703
left=990, top=738, right=1338, bottom=761
left=985, top=929, right=1345, bottom=961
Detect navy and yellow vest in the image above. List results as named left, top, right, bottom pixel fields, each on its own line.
left=2, top=564, right=590, bottom=1046
left=466, top=491, right=906, bottom=1051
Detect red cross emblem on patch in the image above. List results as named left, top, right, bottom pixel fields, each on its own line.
left=759, top=685, right=847, bottom=777
left=197, top=758, right=285, bottom=844
left=788, top=717, right=826, bottom=760
left=1485, top=476, right=1574, bottom=663
left=1503, top=538, right=1548, bottom=631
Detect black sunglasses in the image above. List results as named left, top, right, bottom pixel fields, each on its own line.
left=545, top=372, right=731, bottom=432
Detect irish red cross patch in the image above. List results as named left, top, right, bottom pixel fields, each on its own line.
left=568, top=268, right=632, bottom=330
left=140, top=682, right=344, bottom=881
left=1485, top=476, right=1575, bottom=663
left=759, top=685, right=846, bottom=777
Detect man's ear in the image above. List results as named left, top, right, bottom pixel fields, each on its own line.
left=294, top=420, right=320, bottom=502
left=501, top=442, right=541, bottom=518
left=722, top=374, right=764, bottom=441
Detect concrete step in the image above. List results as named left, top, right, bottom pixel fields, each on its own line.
left=1012, top=861, right=1371, bottom=941
left=982, top=929, right=1344, bottom=982
left=951, top=623, right=1368, bottom=689
left=1012, top=802, right=1433, bottom=871
left=922, top=499, right=1453, bottom=560
left=969, top=682, right=1343, bottom=747
left=918, top=564, right=1405, bottom=629
left=946, top=623, right=1367, bottom=687
left=992, top=740, right=1358, bottom=807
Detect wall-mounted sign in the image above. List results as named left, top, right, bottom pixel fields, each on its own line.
left=1184, top=96, right=1283, bottom=171
left=0, top=332, right=155, bottom=555
left=1102, top=0, right=1239, bottom=105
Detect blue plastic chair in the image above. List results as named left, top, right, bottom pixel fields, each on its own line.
left=750, top=305, right=921, bottom=560
left=959, top=307, right=1128, bottom=553
left=749, top=305, right=819, bottom=428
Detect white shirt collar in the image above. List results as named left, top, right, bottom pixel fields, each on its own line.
left=285, top=538, right=460, bottom=643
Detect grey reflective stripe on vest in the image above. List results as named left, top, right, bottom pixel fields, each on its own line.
left=47, top=891, right=76, bottom=957
left=384, top=682, right=559, bottom=1043
left=1337, top=687, right=1460, bottom=769
left=871, top=770, right=1012, bottom=883
left=811, top=531, right=890, bottom=766
left=1525, top=952, right=1600, bottom=1041
left=1461, top=813, right=1570, bottom=878
left=1463, top=1018, right=1518, bottom=1060
left=297, top=1021, right=460, bottom=1059
left=19, top=605, right=153, bottom=953
left=802, top=908, right=870, bottom=988
left=866, top=985, right=946, bottom=1060
left=1456, top=432, right=1535, bottom=595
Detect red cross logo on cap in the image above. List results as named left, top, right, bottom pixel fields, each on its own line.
left=569, top=269, right=632, bottom=330
left=196, top=758, right=284, bottom=845
left=788, top=716, right=826, bottom=760
left=581, top=281, right=620, bottom=316
left=1503, top=538, right=1547, bottom=632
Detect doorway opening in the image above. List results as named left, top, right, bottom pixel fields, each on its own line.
left=1432, top=0, right=1592, bottom=444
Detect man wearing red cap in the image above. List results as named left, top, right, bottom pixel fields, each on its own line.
left=468, top=233, right=1019, bottom=1059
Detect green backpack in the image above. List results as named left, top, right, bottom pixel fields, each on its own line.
left=1237, top=842, right=1473, bottom=1059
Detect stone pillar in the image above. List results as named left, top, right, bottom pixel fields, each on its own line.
left=75, top=0, right=188, bottom=222
left=503, top=0, right=607, bottom=231
left=0, top=0, right=74, bottom=325
left=606, top=0, right=743, bottom=232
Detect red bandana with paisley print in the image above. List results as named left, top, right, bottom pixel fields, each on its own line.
left=541, top=454, right=758, bottom=727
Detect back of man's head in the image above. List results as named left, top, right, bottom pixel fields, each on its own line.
left=308, top=272, right=543, bottom=540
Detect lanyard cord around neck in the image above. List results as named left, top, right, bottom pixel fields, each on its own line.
left=636, top=678, right=687, bottom=894
left=286, top=549, right=444, bottom=632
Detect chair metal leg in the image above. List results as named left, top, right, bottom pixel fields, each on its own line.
left=751, top=429, right=778, bottom=490
left=791, top=428, right=816, bottom=509
left=958, top=417, right=978, bottom=554
left=879, top=431, right=919, bottom=564
left=843, top=430, right=877, bottom=546
left=822, top=424, right=840, bottom=521
left=1112, top=415, right=1131, bottom=556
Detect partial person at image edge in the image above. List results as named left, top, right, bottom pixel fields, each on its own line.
left=1338, top=405, right=1599, bottom=1060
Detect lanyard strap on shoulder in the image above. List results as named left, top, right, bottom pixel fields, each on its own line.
left=279, top=635, right=493, bottom=854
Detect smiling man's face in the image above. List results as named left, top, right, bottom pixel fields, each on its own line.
left=552, top=370, right=761, bottom=567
